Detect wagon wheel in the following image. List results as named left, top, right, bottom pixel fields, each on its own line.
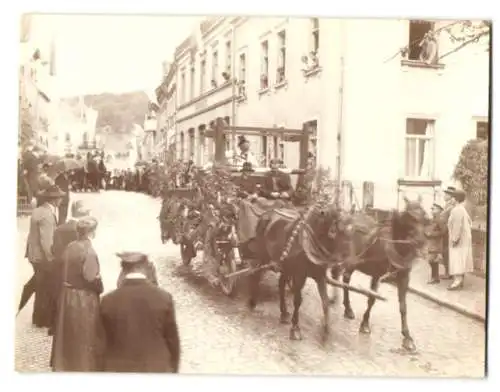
left=218, top=249, right=238, bottom=297
left=180, top=240, right=195, bottom=266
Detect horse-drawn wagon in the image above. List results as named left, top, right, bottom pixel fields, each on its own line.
left=161, top=118, right=405, bottom=341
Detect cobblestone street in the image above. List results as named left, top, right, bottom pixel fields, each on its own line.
left=15, top=191, right=486, bottom=376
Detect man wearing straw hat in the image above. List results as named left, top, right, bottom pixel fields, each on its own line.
left=98, top=252, right=180, bottom=372
left=25, top=185, right=65, bottom=328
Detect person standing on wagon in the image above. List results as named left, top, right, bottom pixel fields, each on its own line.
left=235, top=135, right=259, bottom=167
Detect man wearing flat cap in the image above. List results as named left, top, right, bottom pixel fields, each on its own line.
left=98, top=252, right=180, bottom=372
left=25, top=185, right=65, bottom=328
left=116, top=252, right=158, bottom=288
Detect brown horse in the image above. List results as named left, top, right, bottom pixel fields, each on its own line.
left=249, top=204, right=353, bottom=341
left=330, top=196, right=427, bottom=352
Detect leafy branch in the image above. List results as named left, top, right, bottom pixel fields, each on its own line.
left=453, top=139, right=488, bottom=206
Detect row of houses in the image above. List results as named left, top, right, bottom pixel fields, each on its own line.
left=148, top=17, right=490, bottom=211
left=19, top=14, right=99, bottom=158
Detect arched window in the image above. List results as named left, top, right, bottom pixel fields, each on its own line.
left=82, top=132, right=88, bottom=144
left=65, top=132, right=71, bottom=142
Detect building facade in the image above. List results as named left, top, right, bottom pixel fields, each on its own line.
left=167, top=17, right=490, bottom=211
left=154, top=60, right=177, bottom=163
left=52, top=97, right=98, bottom=156
left=19, top=14, right=58, bottom=154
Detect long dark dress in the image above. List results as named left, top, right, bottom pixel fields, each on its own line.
left=51, top=239, right=104, bottom=372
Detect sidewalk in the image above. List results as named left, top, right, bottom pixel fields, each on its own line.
left=408, top=259, right=486, bottom=322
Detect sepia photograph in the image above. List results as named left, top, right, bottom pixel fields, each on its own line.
left=13, top=7, right=490, bottom=380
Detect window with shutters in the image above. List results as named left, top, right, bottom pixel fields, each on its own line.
left=180, top=69, right=186, bottom=104
left=200, top=59, right=206, bottom=95
left=260, top=40, right=269, bottom=90
left=237, top=52, right=247, bottom=99
left=276, top=30, right=287, bottom=85
left=190, top=65, right=195, bottom=100
left=211, top=50, right=218, bottom=88
left=225, top=40, right=232, bottom=75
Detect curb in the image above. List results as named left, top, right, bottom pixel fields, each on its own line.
left=406, top=285, right=485, bottom=323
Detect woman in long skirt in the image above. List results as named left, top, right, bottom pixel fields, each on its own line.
left=445, top=188, right=474, bottom=291
left=51, top=216, right=104, bottom=371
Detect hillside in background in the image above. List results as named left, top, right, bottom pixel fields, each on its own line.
left=64, top=91, right=149, bottom=134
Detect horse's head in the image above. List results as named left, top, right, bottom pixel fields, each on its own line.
left=393, top=195, right=427, bottom=251
left=309, top=205, right=354, bottom=243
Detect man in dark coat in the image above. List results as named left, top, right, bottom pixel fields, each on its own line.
left=98, top=252, right=180, bottom=373
left=49, top=200, right=91, bottom=335
left=260, top=158, right=294, bottom=200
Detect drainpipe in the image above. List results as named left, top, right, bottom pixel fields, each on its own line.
left=174, top=62, right=179, bottom=161
left=230, top=21, right=237, bottom=151
left=335, top=20, right=346, bottom=210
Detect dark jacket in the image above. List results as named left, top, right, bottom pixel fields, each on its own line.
left=55, top=173, right=70, bottom=201
left=52, top=220, right=79, bottom=292
left=260, top=170, right=294, bottom=199
left=235, top=175, right=257, bottom=198
left=425, top=216, right=446, bottom=254
left=99, top=279, right=180, bottom=373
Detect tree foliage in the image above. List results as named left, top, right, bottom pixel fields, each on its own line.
left=453, top=139, right=489, bottom=206
left=439, top=20, right=491, bottom=59
left=63, top=91, right=149, bottom=134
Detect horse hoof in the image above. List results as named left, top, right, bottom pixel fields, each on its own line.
left=247, top=300, right=257, bottom=311
left=344, top=309, right=355, bottom=320
left=321, top=326, right=330, bottom=342
left=359, top=324, right=371, bottom=334
left=280, top=312, right=290, bottom=324
left=289, top=327, right=303, bottom=341
left=402, top=337, right=417, bottom=353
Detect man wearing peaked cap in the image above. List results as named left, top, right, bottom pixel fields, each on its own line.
left=98, top=252, right=180, bottom=372
left=116, top=251, right=158, bottom=288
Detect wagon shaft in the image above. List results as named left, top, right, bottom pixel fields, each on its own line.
left=325, top=276, right=387, bottom=301
left=222, top=262, right=277, bottom=280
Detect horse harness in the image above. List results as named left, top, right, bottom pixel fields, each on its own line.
left=345, top=224, right=419, bottom=280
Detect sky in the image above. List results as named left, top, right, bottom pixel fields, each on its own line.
left=29, top=14, right=202, bottom=98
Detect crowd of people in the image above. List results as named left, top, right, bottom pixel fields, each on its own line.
left=23, top=189, right=181, bottom=372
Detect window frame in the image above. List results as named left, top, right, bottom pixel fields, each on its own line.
left=404, top=117, right=436, bottom=180
left=276, top=30, right=287, bottom=84
left=200, top=59, right=206, bottom=95
left=260, top=40, right=269, bottom=90
left=211, top=49, right=219, bottom=86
